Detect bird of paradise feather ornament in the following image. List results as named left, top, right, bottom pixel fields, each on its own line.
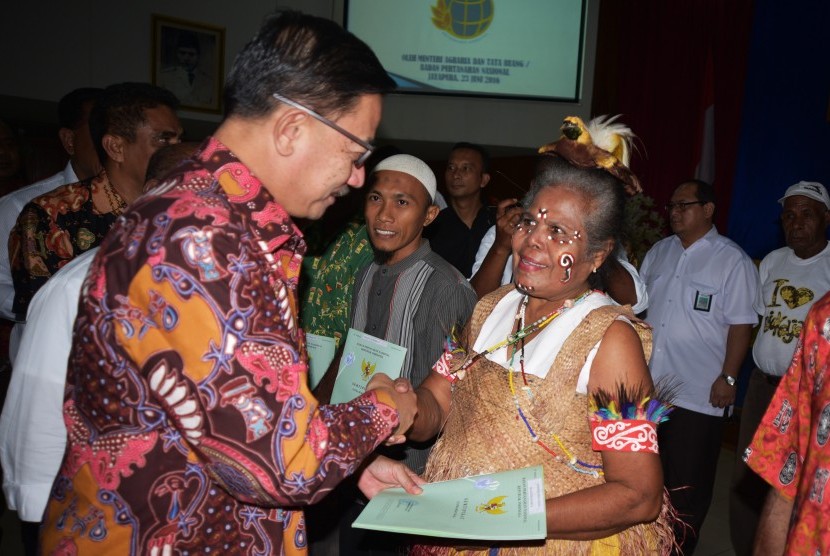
left=538, top=115, right=642, bottom=195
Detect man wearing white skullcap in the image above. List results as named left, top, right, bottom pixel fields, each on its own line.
left=312, top=153, right=477, bottom=554
left=352, top=153, right=476, bottom=472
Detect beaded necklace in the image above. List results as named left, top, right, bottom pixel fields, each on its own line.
left=506, top=291, right=605, bottom=477
left=454, top=289, right=593, bottom=376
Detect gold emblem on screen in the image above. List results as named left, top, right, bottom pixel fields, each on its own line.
left=431, top=0, right=494, bottom=40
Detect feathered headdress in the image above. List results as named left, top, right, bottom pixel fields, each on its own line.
left=537, top=115, right=641, bottom=195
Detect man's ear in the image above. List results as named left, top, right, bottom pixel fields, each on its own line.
left=102, top=134, right=124, bottom=163
left=58, top=128, right=75, bottom=156
left=272, top=109, right=307, bottom=158
left=424, top=203, right=440, bottom=226
left=703, top=201, right=715, bottom=220
left=480, top=172, right=491, bottom=189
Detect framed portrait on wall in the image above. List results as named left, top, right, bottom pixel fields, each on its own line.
left=152, top=15, right=225, bottom=113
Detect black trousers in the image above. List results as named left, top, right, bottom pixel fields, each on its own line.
left=21, top=521, right=39, bottom=556
left=658, top=406, right=725, bottom=556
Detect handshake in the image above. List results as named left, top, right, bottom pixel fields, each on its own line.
left=365, top=373, right=419, bottom=445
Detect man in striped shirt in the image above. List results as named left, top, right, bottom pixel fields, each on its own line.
left=352, top=153, right=477, bottom=467
left=314, top=154, right=476, bottom=556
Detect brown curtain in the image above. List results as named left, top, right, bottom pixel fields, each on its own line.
left=592, top=0, right=754, bottom=231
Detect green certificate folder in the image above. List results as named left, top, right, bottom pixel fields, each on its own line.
left=330, top=328, right=408, bottom=404
left=352, top=465, right=547, bottom=541
left=305, top=333, right=336, bottom=390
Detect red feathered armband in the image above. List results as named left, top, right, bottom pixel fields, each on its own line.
left=432, top=330, right=469, bottom=383
left=432, top=348, right=459, bottom=383
left=588, top=389, right=673, bottom=454
left=590, top=420, right=658, bottom=453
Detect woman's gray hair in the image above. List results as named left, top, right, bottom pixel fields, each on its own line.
left=522, top=155, right=626, bottom=289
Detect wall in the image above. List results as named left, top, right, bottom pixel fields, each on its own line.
left=0, top=1, right=309, bottom=122
left=0, top=0, right=598, bottom=156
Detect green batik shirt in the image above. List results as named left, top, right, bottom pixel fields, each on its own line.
left=301, top=218, right=373, bottom=346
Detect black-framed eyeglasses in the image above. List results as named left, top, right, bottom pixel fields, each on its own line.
left=665, top=200, right=706, bottom=212
left=272, top=93, right=374, bottom=168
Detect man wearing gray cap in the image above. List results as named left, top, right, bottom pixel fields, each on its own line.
left=730, top=180, right=830, bottom=554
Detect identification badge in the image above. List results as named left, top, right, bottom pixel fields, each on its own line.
left=694, top=291, right=712, bottom=312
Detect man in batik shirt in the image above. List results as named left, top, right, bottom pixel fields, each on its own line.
left=746, top=291, right=830, bottom=554
left=302, top=217, right=373, bottom=345
left=39, top=12, right=418, bottom=556
left=9, top=82, right=182, bottom=317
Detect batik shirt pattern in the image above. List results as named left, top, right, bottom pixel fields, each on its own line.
left=8, top=172, right=118, bottom=317
left=39, top=138, right=399, bottom=555
left=746, top=291, right=830, bottom=554
left=301, top=219, right=372, bottom=345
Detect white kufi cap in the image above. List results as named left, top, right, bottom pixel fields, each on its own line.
left=372, top=154, right=437, bottom=201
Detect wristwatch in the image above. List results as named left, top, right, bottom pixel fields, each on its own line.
left=720, top=374, right=737, bottom=387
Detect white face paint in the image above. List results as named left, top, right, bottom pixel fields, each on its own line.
left=559, top=253, right=574, bottom=283
left=511, top=187, right=598, bottom=302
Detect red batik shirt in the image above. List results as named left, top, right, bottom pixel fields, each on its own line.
left=746, top=291, right=830, bottom=554
left=40, top=137, right=400, bottom=555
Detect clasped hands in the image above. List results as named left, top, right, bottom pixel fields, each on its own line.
left=365, top=374, right=418, bottom=445
left=359, top=375, right=425, bottom=500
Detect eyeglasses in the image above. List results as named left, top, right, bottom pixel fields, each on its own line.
left=272, top=93, right=374, bottom=168
left=665, top=200, right=706, bottom=212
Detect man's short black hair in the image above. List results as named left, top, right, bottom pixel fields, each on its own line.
left=450, top=142, right=491, bottom=174
left=223, top=10, right=395, bottom=120
left=58, top=88, right=103, bottom=130
left=89, top=82, right=180, bottom=165
left=682, top=178, right=716, bottom=205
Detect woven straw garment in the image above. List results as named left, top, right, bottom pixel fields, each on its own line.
left=411, top=286, right=676, bottom=555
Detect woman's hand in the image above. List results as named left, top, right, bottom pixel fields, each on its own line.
left=493, top=198, right=523, bottom=249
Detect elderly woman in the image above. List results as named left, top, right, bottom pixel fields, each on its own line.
left=400, top=123, right=676, bottom=554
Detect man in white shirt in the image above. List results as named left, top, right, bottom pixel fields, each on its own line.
left=0, top=248, right=96, bottom=549
left=0, top=88, right=102, bottom=360
left=640, top=179, right=760, bottom=554
left=158, top=31, right=216, bottom=109
left=729, top=180, right=830, bottom=554
left=0, top=141, right=200, bottom=555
